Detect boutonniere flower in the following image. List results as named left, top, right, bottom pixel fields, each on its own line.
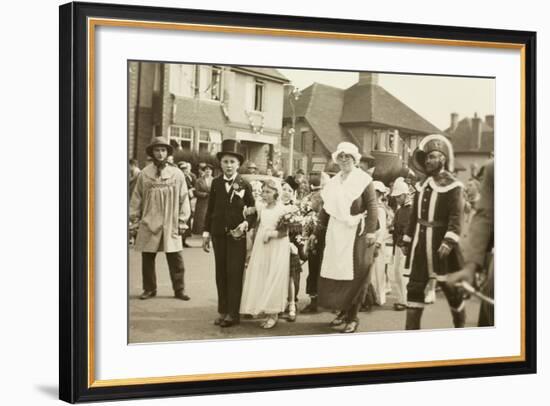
left=230, top=181, right=246, bottom=203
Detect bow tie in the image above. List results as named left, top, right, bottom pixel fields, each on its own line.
left=224, top=178, right=234, bottom=184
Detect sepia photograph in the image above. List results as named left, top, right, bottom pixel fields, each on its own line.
left=127, top=62, right=495, bottom=343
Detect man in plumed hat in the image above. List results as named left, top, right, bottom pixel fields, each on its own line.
left=202, top=140, right=257, bottom=327
left=403, top=134, right=466, bottom=329
left=129, top=137, right=192, bottom=301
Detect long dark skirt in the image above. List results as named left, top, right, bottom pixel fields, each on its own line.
left=192, top=197, right=208, bottom=234
left=317, top=227, right=375, bottom=311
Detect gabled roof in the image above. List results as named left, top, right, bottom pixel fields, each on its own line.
left=283, top=83, right=353, bottom=152
left=232, top=66, right=289, bottom=83
left=340, top=83, right=442, bottom=135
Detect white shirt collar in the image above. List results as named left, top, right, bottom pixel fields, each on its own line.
left=223, top=173, right=238, bottom=182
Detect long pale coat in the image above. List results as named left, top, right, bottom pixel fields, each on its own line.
left=130, top=163, right=191, bottom=253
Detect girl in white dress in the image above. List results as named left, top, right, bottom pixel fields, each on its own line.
left=240, top=180, right=290, bottom=329
left=370, top=181, right=390, bottom=305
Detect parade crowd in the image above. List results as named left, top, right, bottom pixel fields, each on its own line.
left=129, top=134, right=494, bottom=335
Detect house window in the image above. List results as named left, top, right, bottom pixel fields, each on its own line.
left=211, top=67, right=222, bottom=101
left=254, top=80, right=264, bottom=111
left=198, top=129, right=222, bottom=155
left=168, top=125, right=193, bottom=150
left=372, top=129, right=390, bottom=152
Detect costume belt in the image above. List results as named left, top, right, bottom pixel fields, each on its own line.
left=417, top=219, right=445, bottom=228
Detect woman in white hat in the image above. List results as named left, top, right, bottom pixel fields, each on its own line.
left=310, top=142, right=378, bottom=333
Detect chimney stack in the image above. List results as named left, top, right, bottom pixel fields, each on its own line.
left=485, top=114, right=494, bottom=129
left=472, top=112, right=482, bottom=150
left=450, top=112, right=459, bottom=132
left=358, top=72, right=379, bottom=85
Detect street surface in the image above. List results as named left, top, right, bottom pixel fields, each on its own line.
left=129, top=236, right=481, bottom=344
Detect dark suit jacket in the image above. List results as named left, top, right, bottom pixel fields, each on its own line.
left=204, top=175, right=256, bottom=236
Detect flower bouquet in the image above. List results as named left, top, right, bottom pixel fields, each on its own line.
left=275, top=206, right=304, bottom=234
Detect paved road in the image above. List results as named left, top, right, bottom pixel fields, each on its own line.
left=129, top=236, right=481, bottom=343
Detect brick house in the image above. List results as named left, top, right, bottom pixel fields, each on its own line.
left=282, top=72, right=442, bottom=181
left=129, top=62, right=289, bottom=170
left=444, top=112, right=494, bottom=183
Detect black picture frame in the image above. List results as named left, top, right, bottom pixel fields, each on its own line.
left=59, top=1, right=537, bottom=403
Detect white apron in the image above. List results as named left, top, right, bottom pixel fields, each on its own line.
left=320, top=168, right=371, bottom=280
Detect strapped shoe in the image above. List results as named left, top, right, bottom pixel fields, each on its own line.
left=262, top=316, right=278, bottom=329
left=341, top=320, right=359, bottom=333
left=287, top=304, right=297, bottom=322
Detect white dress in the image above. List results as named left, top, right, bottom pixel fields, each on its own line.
left=240, top=203, right=290, bottom=316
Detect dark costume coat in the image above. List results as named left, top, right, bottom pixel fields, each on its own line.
left=404, top=171, right=464, bottom=305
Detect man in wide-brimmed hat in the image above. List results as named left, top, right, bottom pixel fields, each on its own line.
left=403, top=134, right=466, bottom=329
left=202, top=140, right=257, bottom=327
left=130, top=136, right=192, bottom=301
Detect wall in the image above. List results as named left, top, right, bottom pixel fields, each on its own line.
left=3, top=1, right=545, bottom=406
left=228, top=70, right=285, bottom=133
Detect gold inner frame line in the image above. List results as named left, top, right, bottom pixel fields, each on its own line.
left=87, top=17, right=527, bottom=388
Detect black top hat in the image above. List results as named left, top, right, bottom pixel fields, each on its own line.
left=216, top=139, right=244, bottom=165
left=146, top=136, right=174, bottom=157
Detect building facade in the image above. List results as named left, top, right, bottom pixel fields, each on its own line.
left=282, top=72, right=442, bottom=183
left=445, top=112, right=494, bottom=183
left=129, top=62, right=289, bottom=170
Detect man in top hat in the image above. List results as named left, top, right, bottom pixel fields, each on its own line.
left=402, top=134, right=465, bottom=329
left=129, top=137, right=191, bottom=301
left=202, top=140, right=257, bottom=327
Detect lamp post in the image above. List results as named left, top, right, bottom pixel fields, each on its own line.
left=285, top=85, right=301, bottom=176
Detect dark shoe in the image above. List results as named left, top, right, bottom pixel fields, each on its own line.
left=214, top=314, right=226, bottom=326
left=220, top=315, right=240, bottom=328
left=182, top=241, right=191, bottom=248
left=393, top=303, right=407, bottom=311
left=174, top=291, right=190, bottom=301
left=329, top=312, right=346, bottom=327
left=301, top=297, right=318, bottom=314
left=341, top=320, right=359, bottom=333
left=139, top=290, right=156, bottom=300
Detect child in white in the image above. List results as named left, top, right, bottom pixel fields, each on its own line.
left=240, top=180, right=290, bottom=329
left=369, top=181, right=390, bottom=305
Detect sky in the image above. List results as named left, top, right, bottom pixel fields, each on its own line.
left=278, top=68, right=495, bottom=131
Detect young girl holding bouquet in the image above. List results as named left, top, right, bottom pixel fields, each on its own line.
left=280, top=182, right=305, bottom=322
left=240, top=180, right=290, bottom=329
